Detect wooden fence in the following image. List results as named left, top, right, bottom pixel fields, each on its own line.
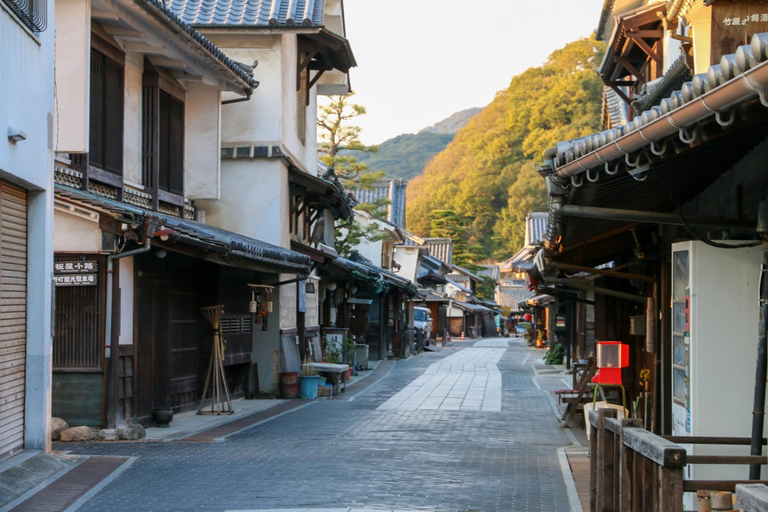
left=589, top=409, right=768, bottom=511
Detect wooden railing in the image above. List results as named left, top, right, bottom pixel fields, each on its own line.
left=589, top=409, right=768, bottom=511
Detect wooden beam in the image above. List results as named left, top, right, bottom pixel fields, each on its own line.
left=603, top=79, right=633, bottom=106
left=627, top=34, right=662, bottom=64
left=309, top=69, right=325, bottom=89
left=627, top=29, right=663, bottom=38
left=549, top=261, right=655, bottom=282
left=614, top=56, right=646, bottom=84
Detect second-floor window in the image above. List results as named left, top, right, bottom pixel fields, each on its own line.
left=142, top=62, right=184, bottom=199
left=90, top=49, right=124, bottom=176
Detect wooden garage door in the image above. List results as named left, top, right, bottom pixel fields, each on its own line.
left=0, top=181, right=27, bottom=460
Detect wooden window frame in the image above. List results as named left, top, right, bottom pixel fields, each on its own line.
left=89, top=39, right=125, bottom=179
left=142, top=60, right=185, bottom=210
left=52, top=255, right=107, bottom=372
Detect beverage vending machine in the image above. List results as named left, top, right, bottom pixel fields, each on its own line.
left=670, top=240, right=763, bottom=506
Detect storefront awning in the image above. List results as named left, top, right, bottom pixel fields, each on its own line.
left=55, top=184, right=312, bottom=274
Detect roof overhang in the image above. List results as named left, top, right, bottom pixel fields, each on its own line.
left=55, top=184, right=311, bottom=274
left=289, top=166, right=353, bottom=220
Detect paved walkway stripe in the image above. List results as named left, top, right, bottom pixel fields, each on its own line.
left=9, top=457, right=128, bottom=512
left=377, top=348, right=504, bottom=412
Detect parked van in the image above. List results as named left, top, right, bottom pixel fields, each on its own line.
left=414, top=307, right=432, bottom=335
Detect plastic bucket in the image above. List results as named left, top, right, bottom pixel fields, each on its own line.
left=299, top=375, right=321, bottom=399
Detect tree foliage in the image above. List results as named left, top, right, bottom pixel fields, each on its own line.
left=406, top=37, right=605, bottom=260
left=317, top=93, right=388, bottom=257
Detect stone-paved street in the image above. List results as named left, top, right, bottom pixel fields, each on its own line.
left=58, top=338, right=574, bottom=512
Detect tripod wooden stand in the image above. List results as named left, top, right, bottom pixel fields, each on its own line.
left=198, top=305, right=233, bottom=415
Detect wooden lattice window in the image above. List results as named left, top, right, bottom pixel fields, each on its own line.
left=89, top=49, right=124, bottom=176
left=53, top=256, right=105, bottom=370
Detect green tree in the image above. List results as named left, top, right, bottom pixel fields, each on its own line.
left=406, top=36, right=605, bottom=259
left=317, top=93, right=388, bottom=257
left=318, top=92, right=383, bottom=188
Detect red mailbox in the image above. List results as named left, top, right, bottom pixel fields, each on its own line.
left=592, top=341, right=629, bottom=385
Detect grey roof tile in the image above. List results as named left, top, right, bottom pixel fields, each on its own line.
left=164, top=0, right=325, bottom=26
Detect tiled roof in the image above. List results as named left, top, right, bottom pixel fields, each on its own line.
left=632, top=54, right=692, bottom=114
left=140, top=0, right=257, bottom=89
left=604, top=85, right=631, bottom=128
left=525, top=212, right=548, bottom=247
left=164, top=0, right=325, bottom=26
left=497, top=286, right=535, bottom=310
left=477, top=265, right=500, bottom=281
left=352, top=178, right=406, bottom=228
left=55, top=184, right=310, bottom=272
left=552, top=32, right=768, bottom=171
left=424, top=238, right=452, bottom=266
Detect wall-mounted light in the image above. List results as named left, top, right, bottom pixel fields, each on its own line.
left=306, top=282, right=315, bottom=294
left=7, top=127, right=26, bottom=144
left=154, top=225, right=174, bottom=242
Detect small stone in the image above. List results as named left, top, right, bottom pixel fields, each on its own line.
left=59, top=426, right=94, bottom=442
left=133, top=424, right=146, bottom=439
left=95, top=429, right=119, bottom=441
left=118, top=427, right=139, bottom=440
left=50, top=418, right=69, bottom=441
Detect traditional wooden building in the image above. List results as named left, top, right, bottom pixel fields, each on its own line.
left=534, top=1, right=768, bottom=503
left=51, top=0, right=318, bottom=429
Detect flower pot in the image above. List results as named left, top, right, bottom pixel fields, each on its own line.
left=280, top=371, right=299, bottom=398
left=152, top=409, right=173, bottom=428
left=346, top=367, right=352, bottom=380
left=299, top=375, right=321, bottom=399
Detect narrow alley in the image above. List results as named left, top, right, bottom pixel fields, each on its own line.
left=26, top=338, right=577, bottom=512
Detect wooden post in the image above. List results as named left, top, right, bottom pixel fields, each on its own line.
left=596, top=408, right=618, bottom=511
left=659, top=466, right=684, bottom=512
left=632, top=448, right=644, bottom=512
left=619, top=418, right=642, bottom=511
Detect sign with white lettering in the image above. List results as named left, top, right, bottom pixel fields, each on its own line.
left=54, top=260, right=98, bottom=286
left=54, top=273, right=98, bottom=287
left=54, top=260, right=98, bottom=273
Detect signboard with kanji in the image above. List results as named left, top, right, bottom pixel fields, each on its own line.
left=54, top=260, right=98, bottom=286
left=712, top=1, right=768, bottom=64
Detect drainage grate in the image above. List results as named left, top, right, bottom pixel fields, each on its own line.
left=11, top=456, right=128, bottom=511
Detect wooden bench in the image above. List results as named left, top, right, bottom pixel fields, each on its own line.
left=305, top=363, right=349, bottom=396
left=554, top=357, right=596, bottom=426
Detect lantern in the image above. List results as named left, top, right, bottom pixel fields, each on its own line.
left=523, top=313, right=532, bottom=322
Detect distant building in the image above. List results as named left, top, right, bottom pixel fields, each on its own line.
left=352, top=178, right=406, bottom=228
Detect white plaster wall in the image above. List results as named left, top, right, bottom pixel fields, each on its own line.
left=53, top=0, right=90, bottom=153
left=393, top=247, right=420, bottom=283
left=118, top=257, right=134, bottom=345
left=206, top=35, right=281, bottom=143
left=352, top=214, right=384, bottom=265
left=185, top=83, right=221, bottom=200
left=123, top=53, right=144, bottom=186
left=53, top=210, right=102, bottom=252
left=196, top=159, right=288, bottom=247
left=280, top=34, right=301, bottom=162
left=1, top=0, right=56, bottom=454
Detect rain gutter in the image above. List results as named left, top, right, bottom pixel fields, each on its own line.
left=554, top=54, right=768, bottom=179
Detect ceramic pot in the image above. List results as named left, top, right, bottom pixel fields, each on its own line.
left=152, top=408, right=173, bottom=428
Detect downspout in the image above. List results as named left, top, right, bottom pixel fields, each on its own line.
left=749, top=201, right=768, bottom=479
left=104, top=228, right=155, bottom=428
left=222, top=90, right=253, bottom=105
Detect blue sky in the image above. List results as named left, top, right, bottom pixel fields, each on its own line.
left=340, top=0, right=605, bottom=145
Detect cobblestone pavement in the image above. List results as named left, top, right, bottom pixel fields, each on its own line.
left=59, top=338, right=574, bottom=512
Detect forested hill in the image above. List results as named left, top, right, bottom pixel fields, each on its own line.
left=419, top=108, right=483, bottom=134
left=406, top=37, right=606, bottom=260
left=348, top=108, right=482, bottom=181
